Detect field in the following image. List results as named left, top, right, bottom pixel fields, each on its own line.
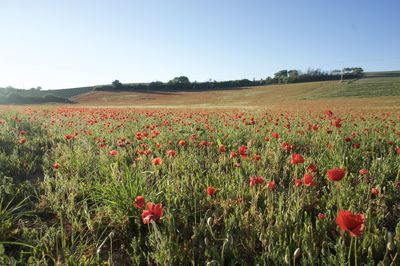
left=71, top=78, right=400, bottom=109
left=0, top=82, right=400, bottom=264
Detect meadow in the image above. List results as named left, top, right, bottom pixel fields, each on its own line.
left=0, top=100, right=399, bottom=265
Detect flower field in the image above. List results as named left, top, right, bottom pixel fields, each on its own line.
left=0, top=106, right=399, bottom=265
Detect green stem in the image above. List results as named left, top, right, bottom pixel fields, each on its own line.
left=348, top=237, right=353, bottom=265
left=354, top=238, right=357, bottom=266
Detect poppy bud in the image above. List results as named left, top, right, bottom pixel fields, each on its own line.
left=293, top=248, right=301, bottom=260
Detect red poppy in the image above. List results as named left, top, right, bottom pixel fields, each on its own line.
left=219, top=144, right=226, bottom=153
left=207, top=186, right=216, bottom=196
left=336, top=210, right=365, bottom=237
left=238, top=145, right=248, bottom=158
left=52, top=163, right=60, bottom=170
left=18, top=137, right=26, bottom=144
left=333, top=118, right=342, bottom=128
left=166, top=149, right=177, bottom=157
left=307, top=163, right=318, bottom=173
left=303, top=174, right=316, bottom=187
left=141, top=202, right=163, bottom=224
left=290, top=154, right=304, bottom=165
left=397, top=147, right=400, bottom=155
left=371, top=188, right=379, bottom=195
left=249, top=176, right=264, bottom=186
left=325, top=110, right=333, bottom=119
left=253, top=154, right=261, bottom=161
left=327, top=168, right=346, bottom=181
left=19, top=130, right=26, bottom=135
left=64, top=134, right=74, bottom=141
left=359, top=169, right=368, bottom=175
left=109, top=150, right=118, bottom=156
left=294, top=179, right=302, bottom=187
left=134, top=196, right=145, bottom=209
left=229, top=151, right=238, bottom=159
left=152, top=157, right=163, bottom=165
left=268, top=181, right=276, bottom=191
left=178, top=140, right=187, bottom=147
left=318, top=213, right=327, bottom=220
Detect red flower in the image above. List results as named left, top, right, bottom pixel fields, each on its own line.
left=229, top=151, right=238, bottom=159
left=336, top=210, right=365, bottom=237
left=327, top=168, right=346, bottom=181
left=253, top=154, right=261, bottom=161
left=318, top=213, right=327, bottom=220
left=271, top=132, right=280, bottom=139
left=333, top=118, right=342, bottom=128
left=303, top=174, right=316, bottom=187
left=290, top=153, right=304, bottom=165
left=307, top=163, right=318, bottom=173
left=109, top=150, right=118, bottom=156
left=178, top=140, right=187, bottom=147
left=219, top=144, right=226, bottom=153
left=207, top=186, right=216, bottom=196
left=249, top=176, right=264, bottom=186
left=18, top=137, right=26, bottom=144
left=359, top=169, right=368, bottom=175
left=134, top=196, right=145, bottom=209
left=166, top=149, right=177, bottom=157
left=141, top=202, right=163, bottom=224
left=325, top=110, right=333, bottom=119
left=52, top=163, right=60, bottom=170
left=19, top=130, right=26, bottom=135
left=267, top=181, right=276, bottom=191
left=64, top=134, right=74, bottom=141
left=152, top=157, right=163, bottom=165
left=238, top=145, right=248, bottom=158
left=371, top=188, right=379, bottom=195
left=294, top=179, right=302, bottom=187
left=397, top=147, right=400, bottom=155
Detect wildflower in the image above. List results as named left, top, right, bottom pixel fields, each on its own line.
left=152, top=157, right=163, bottom=165
left=142, top=202, right=163, bottom=224
left=109, top=150, right=118, bottom=156
left=134, top=196, right=145, bottom=209
left=207, top=186, right=216, bottom=196
left=303, top=174, right=316, bottom=187
left=290, top=154, right=304, bottom=165
left=336, top=210, right=365, bottom=237
left=52, top=163, right=60, bottom=170
left=327, top=168, right=346, bottom=181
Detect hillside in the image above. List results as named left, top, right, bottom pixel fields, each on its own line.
left=71, top=77, right=400, bottom=109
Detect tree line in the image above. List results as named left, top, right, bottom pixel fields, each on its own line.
left=95, top=67, right=364, bottom=92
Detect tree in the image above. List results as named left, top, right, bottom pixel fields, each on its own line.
left=112, top=80, right=123, bottom=90
left=288, top=70, right=299, bottom=79
left=168, top=76, right=190, bottom=84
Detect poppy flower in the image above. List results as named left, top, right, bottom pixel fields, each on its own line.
left=141, top=202, right=163, bottom=224
left=178, top=140, right=187, bottom=147
left=219, top=144, right=226, bottom=153
left=294, top=179, right=302, bottom=187
left=134, top=196, right=145, bottom=209
left=290, top=154, right=304, bottom=165
left=336, top=210, right=365, bottom=237
left=19, top=130, right=26, bottom=135
left=166, top=149, right=177, bottom=157
left=318, top=213, right=327, bottom=220
left=397, top=147, right=400, bottom=155
left=268, top=181, right=276, bottom=191
left=249, top=176, right=264, bottom=186
left=207, top=186, right=216, bottom=196
left=359, top=169, right=368, bottom=175
left=52, top=163, right=60, bottom=170
left=229, top=151, right=238, bottom=159
left=109, top=150, right=118, bottom=156
left=152, top=157, right=163, bottom=165
left=307, top=164, right=318, bottom=173
left=18, top=137, right=26, bottom=144
left=371, top=188, right=379, bottom=195
left=238, top=145, right=248, bottom=158
left=303, top=174, right=316, bottom=187
left=333, top=118, right=342, bottom=128
left=327, top=168, right=346, bottom=181
left=253, top=154, right=261, bottom=161
left=64, top=134, right=74, bottom=141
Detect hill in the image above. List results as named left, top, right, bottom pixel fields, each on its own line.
left=72, top=77, right=400, bottom=110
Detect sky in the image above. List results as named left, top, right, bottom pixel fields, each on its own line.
left=0, top=0, right=399, bottom=90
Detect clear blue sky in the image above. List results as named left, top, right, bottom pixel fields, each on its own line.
left=1, top=0, right=399, bottom=90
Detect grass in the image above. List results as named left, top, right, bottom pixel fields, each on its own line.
left=0, top=105, right=399, bottom=264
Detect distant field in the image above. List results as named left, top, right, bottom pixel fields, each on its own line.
left=72, top=78, right=400, bottom=110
